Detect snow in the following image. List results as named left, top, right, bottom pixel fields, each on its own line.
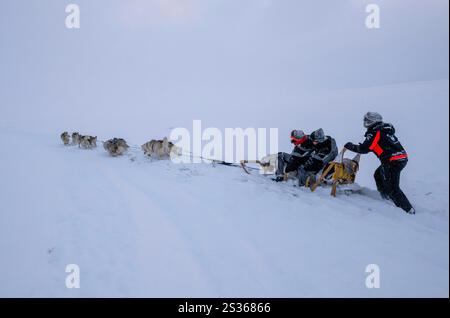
left=0, top=0, right=448, bottom=298
left=0, top=80, right=448, bottom=297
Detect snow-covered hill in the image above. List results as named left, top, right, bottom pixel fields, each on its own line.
left=0, top=0, right=448, bottom=298
left=0, top=122, right=447, bottom=297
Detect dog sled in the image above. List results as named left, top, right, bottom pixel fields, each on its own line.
left=240, top=149, right=361, bottom=197
left=309, top=148, right=361, bottom=196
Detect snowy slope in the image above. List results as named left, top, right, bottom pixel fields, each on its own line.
left=0, top=122, right=447, bottom=297
left=0, top=1, right=448, bottom=297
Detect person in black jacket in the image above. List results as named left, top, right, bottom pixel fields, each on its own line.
left=275, top=130, right=315, bottom=182
left=296, top=128, right=338, bottom=185
left=344, top=112, right=415, bottom=214
left=303, top=128, right=338, bottom=171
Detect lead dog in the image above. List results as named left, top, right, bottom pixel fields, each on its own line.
left=60, top=131, right=70, bottom=145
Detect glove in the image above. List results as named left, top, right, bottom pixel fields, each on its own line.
left=304, top=157, right=314, bottom=168
left=344, top=142, right=354, bottom=150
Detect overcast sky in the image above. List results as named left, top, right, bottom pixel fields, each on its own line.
left=0, top=0, right=448, bottom=138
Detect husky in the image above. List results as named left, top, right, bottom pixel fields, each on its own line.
left=79, top=135, right=97, bottom=149
left=60, top=131, right=70, bottom=145
left=240, top=154, right=278, bottom=175
left=141, top=137, right=180, bottom=159
left=103, top=138, right=129, bottom=156
left=71, top=132, right=81, bottom=146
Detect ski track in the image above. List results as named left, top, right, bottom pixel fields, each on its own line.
left=0, top=129, right=448, bottom=297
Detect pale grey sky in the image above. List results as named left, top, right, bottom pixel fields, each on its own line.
left=0, top=0, right=448, bottom=138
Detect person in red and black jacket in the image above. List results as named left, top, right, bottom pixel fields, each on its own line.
left=275, top=130, right=315, bottom=182
left=344, top=112, right=415, bottom=214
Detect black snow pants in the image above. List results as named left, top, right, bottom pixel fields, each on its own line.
left=276, top=152, right=291, bottom=176
left=276, top=152, right=313, bottom=186
left=374, top=159, right=413, bottom=212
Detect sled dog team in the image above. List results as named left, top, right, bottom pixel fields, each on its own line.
left=60, top=112, right=415, bottom=214
left=60, top=132, right=178, bottom=158
left=60, top=132, right=97, bottom=149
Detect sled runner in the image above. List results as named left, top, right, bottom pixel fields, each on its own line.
left=310, top=148, right=361, bottom=196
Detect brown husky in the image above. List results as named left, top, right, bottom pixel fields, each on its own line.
left=71, top=132, right=81, bottom=146
left=141, top=137, right=180, bottom=159
left=60, top=131, right=70, bottom=145
left=79, top=135, right=97, bottom=149
left=103, top=138, right=129, bottom=156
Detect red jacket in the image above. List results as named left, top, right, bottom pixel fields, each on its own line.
left=346, top=122, right=408, bottom=164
